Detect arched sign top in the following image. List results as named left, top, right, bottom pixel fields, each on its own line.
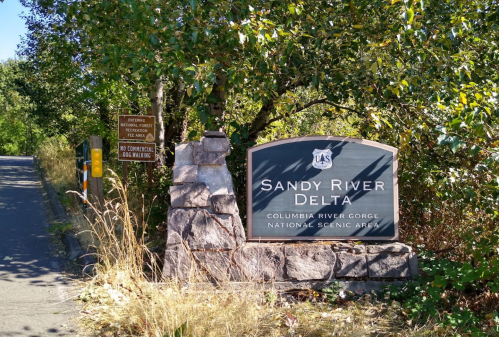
left=248, top=136, right=398, bottom=155
left=246, top=136, right=399, bottom=241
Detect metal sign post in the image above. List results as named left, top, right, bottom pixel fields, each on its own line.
left=75, top=140, right=89, bottom=213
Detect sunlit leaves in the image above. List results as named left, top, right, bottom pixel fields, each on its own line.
left=19, top=0, right=499, bottom=217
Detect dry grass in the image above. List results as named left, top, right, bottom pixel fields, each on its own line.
left=35, top=139, right=455, bottom=337
left=72, top=172, right=453, bottom=337
left=77, top=280, right=456, bottom=337
left=36, top=137, right=82, bottom=211
left=36, top=137, right=77, bottom=191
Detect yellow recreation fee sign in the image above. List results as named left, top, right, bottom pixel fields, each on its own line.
left=118, top=115, right=156, bottom=142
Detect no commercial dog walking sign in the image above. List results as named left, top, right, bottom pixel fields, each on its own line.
left=247, top=136, right=399, bottom=241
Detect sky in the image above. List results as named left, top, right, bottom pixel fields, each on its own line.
left=0, top=0, right=28, bottom=62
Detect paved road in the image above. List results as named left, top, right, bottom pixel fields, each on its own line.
left=0, top=156, right=78, bottom=337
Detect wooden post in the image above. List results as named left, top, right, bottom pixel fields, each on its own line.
left=147, top=162, right=153, bottom=190
left=150, top=77, right=165, bottom=167
left=147, top=107, right=153, bottom=190
left=89, top=135, right=104, bottom=218
left=123, top=161, right=128, bottom=187
left=123, top=109, right=129, bottom=187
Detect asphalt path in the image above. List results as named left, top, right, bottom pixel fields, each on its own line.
left=0, top=156, right=78, bottom=337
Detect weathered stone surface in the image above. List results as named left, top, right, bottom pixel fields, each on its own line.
left=167, top=208, right=196, bottom=244
left=336, top=252, right=368, bottom=277
left=285, top=245, right=335, bottom=281
left=173, top=165, right=198, bottom=184
left=203, top=137, right=231, bottom=153
left=188, top=211, right=236, bottom=250
left=408, top=252, right=419, bottom=278
left=203, top=130, right=226, bottom=138
left=194, top=251, right=232, bottom=281
left=333, top=243, right=366, bottom=254
left=169, top=183, right=211, bottom=208
left=350, top=245, right=366, bottom=254
left=211, top=194, right=238, bottom=214
left=232, top=214, right=246, bottom=246
left=193, top=142, right=226, bottom=165
left=367, top=253, right=410, bottom=278
left=163, top=241, right=192, bottom=280
left=197, top=164, right=234, bottom=195
left=228, top=263, right=244, bottom=281
left=366, top=243, right=412, bottom=254
left=175, top=143, right=194, bottom=166
left=167, top=209, right=238, bottom=250
left=332, top=243, right=351, bottom=252
left=234, top=245, right=285, bottom=281
left=210, top=213, right=234, bottom=233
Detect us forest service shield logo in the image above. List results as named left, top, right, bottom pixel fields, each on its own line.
left=312, top=149, right=333, bottom=170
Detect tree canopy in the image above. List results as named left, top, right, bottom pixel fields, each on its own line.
left=13, top=0, right=499, bottom=244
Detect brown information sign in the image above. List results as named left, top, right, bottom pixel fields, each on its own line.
left=118, top=142, right=156, bottom=162
left=118, top=115, right=155, bottom=142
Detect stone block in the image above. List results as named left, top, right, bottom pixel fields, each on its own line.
left=188, top=211, right=237, bottom=250
left=367, top=253, right=410, bottom=278
left=233, top=245, right=285, bottom=281
left=175, top=143, right=194, bottom=166
left=203, top=130, right=226, bottom=138
left=211, top=194, right=238, bottom=214
left=333, top=243, right=365, bottom=254
left=227, top=260, right=245, bottom=281
left=332, top=243, right=352, bottom=252
left=163, top=243, right=192, bottom=280
left=167, top=208, right=243, bottom=250
left=203, top=137, right=231, bottom=154
left=285, top=245, right=335, bottom=281
left=408, top=252, right=419, bottom=278
left=232, top=214, right=246, bottom=247
left=167, top=209, right=196, bottom=245
left=169, top=183, right=211, bottom=208
left=194, top=251, right=232, bottom=282
left=197, top=164, right=234, bottom=195
left=350, top=245, right=366, bottom=254
left=366, top=243, right=412, bottom=254
left=173, top=165, right=198, bottom=184
left=193, top=142, right=226, bottom=165
left=210, top=213, right=234, bottom=233
left=336, top=252, right=368, bottom=277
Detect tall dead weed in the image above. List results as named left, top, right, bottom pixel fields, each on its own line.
left=74, top=172, right=452, bottom=337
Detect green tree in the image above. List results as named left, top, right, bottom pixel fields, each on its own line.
left=0, top=60, right=43, bottom=155
left=20, top=0, right=499, bottom=252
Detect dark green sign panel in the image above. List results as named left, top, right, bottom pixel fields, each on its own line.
left=247, top=137, right=399, bottom=241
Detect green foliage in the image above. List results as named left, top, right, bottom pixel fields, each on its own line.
left=166, top=321, right=187, bottom=337
left=0, top=60, right=46, bottom=155
left=265, top=290, right=278, bottom=305
left=390, top=247, right=499, bottom=336
left=47, top=222, right=73, bottom=235
left=322, top=281, right=342, bottom=304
